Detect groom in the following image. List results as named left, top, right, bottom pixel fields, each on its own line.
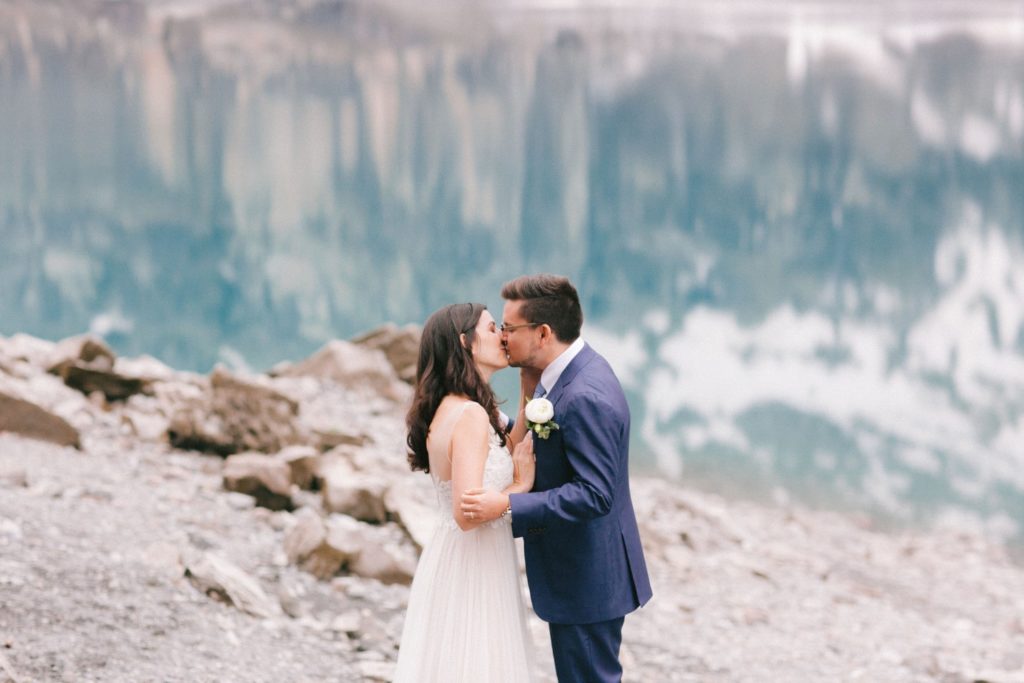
left=468, top=274, right=652, bottom=682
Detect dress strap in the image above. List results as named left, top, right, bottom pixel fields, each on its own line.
left=428, top=400, right=479, bottom=479
left=453, top=400, right=476, bottom=419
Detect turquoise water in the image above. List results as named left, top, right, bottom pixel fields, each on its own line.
left=1, top=2, right=1023, bottom=537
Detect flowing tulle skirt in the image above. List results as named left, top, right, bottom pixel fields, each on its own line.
left=393, top=517, right=535, bottom=682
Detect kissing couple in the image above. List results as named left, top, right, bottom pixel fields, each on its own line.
left=393, top=274, right=652, bottom=682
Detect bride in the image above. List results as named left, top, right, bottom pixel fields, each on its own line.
left=393, top=302, right=537, bottom=682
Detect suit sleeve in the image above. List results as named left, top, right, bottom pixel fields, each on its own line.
left=510, top=392, right=622, bottom=537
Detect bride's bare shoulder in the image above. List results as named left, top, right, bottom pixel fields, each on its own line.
left=431, top=395, right=483, bottom=427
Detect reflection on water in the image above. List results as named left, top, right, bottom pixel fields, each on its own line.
left=1, top=1, right=1023, bottom=537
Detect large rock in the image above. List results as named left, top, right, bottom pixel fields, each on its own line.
left=114, top=354, right=177, bottom=382
left=267, top=375, right=374, bottom=452
left=297, top=392, right=372, bottom=452
left=321, top=459, right=388, bottom=523
left=120, top=388, right=180, bottom=442
left=356, top=661, right=396, bottom=682
left=284, top=508, right=348, bottom=579
left=168, top=407, right=233, bottom=454
left=184, top=552, right=281, bottom=618
left=350, top=323, right=420, bottom=384
left=340, top=518, right=418, bottom=585
left=0, top=333, right=56, bottom=369
left=274, top=340, right=402, bottom=398
left=223, top=452, right=294, bottom=510
left=151, top=377, right=206, bottom=422
left=0, top=389, right=81, bottom=448
left=309, top=426, right=369, bottom=451
left=45, top=334, right=152, bottom=401
left=284, top=510, right=417, bottom=585
left=284, top=508, right=327, bottom=563
left=121, top=409, right=171, bottom=442
left=277, top=445, right=321, bottom=490
left=0, top=365, right=99, bottom=434
left=326, top=515, right=417, bottom=585
left=384, top=475, right=437, bottom=550
left=61, top=365, right=148, bottom=402
left=168, top=368, right=304, bottom=455
left=46, top=334, right=116, bottom=375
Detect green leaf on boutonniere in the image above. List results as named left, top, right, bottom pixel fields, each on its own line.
left=526, top=419, right=559, bottom=440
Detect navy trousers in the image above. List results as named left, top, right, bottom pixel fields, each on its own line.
left=549, top=617, right=625, bottom=683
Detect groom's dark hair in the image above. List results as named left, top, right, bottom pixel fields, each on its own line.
left=501, top=274, right=583, bottom=343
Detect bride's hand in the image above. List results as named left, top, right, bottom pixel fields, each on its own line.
left=510, top=433, right=535, bottom=492
left=519, top=369, right=541, bottom=404
left=460, top=489, right=508, bottom=523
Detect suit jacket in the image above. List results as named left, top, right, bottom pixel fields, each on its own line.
left=510, top=343, right=653, bottom=624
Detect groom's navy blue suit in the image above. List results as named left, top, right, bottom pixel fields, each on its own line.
left=510, top=343, right=652, bottom=682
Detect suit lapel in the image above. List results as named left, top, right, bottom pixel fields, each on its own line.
left=544, top=343, right=596, bottom=410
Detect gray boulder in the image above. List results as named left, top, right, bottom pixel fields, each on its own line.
left=383, top=475, right=437, bottom=550
left=321, top=459, right=388, bottom=523
left=121, top=408, right=171, bottom=442
left=327, top=515, right=417, bottom=585
left=277, top=445, right=321, bottom=490
left=0, top=389, right=81, bottom=448
left=309, top=426, right=369, bottom=451
left=184, top=551, right=281, bottom=618
left=46, top=334, right=152, bottom=401
left=114, top=354, right=177, bottom=382
left=345, top=522, right=418, bottom=585
left=284, top=508, right=350, bottom=579
left=46, top=334, right=116, bottom=375
left=62, top=365, right=148, bottom=402
left=0, top=333, right=56, bottom=369
left=274, top=340, right=404, bottom=399
left=223, top=452, right=295, bottom=511
left=284, top=510, right=417, bottom=585
left=350, top=323, right=421, bottom=384
left=169, top=368, right=304, bottom=455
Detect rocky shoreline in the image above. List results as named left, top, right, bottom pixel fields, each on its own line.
left=1, top=331, right=1023, bottom=682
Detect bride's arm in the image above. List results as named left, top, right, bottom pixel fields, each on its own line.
left=450, top=404, right=493, bottom=532
left=459, top=435, right=534, bottom=523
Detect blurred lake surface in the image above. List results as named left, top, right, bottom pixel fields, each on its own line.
left=2, top=1, right=1023, bottom=537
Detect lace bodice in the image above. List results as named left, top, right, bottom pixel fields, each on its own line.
left=433, top=426, right=514, bottom=530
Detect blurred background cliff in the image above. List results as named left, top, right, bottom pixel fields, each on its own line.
left=2, top=0, right=1023, bottom=542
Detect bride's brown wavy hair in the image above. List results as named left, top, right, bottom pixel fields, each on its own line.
left=405, top=303, right=507, bottom=473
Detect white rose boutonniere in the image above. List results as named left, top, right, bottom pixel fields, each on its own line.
left=524, top=397, right=559, bottom=439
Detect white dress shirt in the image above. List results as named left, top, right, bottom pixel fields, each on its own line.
left=538, top=336, right=585, bottom=397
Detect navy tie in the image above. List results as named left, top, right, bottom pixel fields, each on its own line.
left=533, top=382, right=546, bottom=399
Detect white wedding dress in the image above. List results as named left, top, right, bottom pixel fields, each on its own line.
left=393, top=401, right=535, bottom=682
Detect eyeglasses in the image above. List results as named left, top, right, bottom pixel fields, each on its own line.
left=500, top=322, right=543, bottom=334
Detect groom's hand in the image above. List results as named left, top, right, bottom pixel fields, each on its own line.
left=519, top=368, right=542, bottom=403
left=460, top=489, right=509, bottom=523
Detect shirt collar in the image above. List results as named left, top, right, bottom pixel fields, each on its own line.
left=540, top=337, right=585, bottom=396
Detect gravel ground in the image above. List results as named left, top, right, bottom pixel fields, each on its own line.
left=3, top=422, right=1024, bottom=683
left=0, top=431, right=392, bottom=683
